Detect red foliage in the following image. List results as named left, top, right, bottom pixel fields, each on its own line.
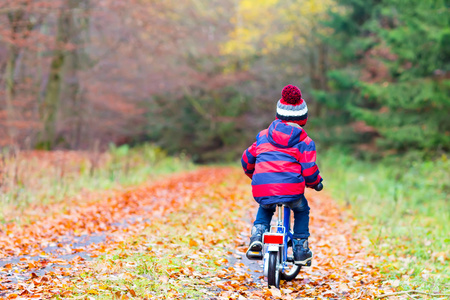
left=0, top=0, right=240, bottom=149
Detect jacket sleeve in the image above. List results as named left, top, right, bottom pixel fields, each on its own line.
left=241, top=142, right=257, bottom=179
left=299, top=140, right=323, bottom=188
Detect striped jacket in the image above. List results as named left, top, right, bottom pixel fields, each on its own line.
left=241, top=119, right=322, bottom=205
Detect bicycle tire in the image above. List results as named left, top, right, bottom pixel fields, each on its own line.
left=280, top=238, right=301, bottom=281
left=267, top=251, right=280, bottom=288
left=281, top=264, right=301, bottom=281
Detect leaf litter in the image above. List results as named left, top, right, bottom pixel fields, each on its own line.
left=0, top=167, right=398, bottom=299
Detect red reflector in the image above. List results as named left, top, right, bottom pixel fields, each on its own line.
left=263, top=234, right=283, bottom=244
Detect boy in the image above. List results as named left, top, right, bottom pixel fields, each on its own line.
left=241, top=84, right=323, bottom=266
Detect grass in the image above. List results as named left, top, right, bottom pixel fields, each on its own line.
left=0, top=144, right=194, bottom=223
left=319, top=148, right=450, bottom=293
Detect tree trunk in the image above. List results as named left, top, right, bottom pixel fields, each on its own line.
left=63, top=0, right=90, bottom=149
left=309, top=46, right=321, bottom=118
left=317, top=42, right=328, bottom=118
left=4, top=10, right=25, bottom=145
left=39, top=4, right=72, bottom=149
left=4, top=43, right=19, bottom=144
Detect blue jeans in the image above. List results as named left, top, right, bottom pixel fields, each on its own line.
left=254, top=196, right=310, bottom=239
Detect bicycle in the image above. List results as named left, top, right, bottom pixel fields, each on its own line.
left=248, top=182, right=323, bottom=288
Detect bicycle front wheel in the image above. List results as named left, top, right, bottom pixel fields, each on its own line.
left=280, top=238, right=301, bottom=281
left=281, top=263, right=301, bottom=281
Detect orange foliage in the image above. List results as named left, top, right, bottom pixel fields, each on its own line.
left=0, top=168, right=393, bottom=298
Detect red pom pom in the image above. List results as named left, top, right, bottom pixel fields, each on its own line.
left=281, top=85, right=302, bottom=104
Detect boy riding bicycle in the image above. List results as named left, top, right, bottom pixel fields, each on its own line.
left=241, top=84, right=323, bottom=266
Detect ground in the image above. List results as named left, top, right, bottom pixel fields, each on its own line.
left=0, top=167, right=414, bottom=299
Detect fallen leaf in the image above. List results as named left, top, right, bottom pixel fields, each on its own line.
left=339, top=283, right=350, bottom=292
left=270, top=287, right=282, bottom=298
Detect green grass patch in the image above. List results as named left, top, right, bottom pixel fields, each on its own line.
left=320, top=149, right=450, bottom=293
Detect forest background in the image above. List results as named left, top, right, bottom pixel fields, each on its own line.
left=0, top=0, right=449, bottom=294
left=0, top=0, right=448, bottom=159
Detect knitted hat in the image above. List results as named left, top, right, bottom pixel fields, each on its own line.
left=276, top=85, right=308, bottom=126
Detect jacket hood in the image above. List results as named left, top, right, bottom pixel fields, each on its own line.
left=267, top=119, right=307, bottom=148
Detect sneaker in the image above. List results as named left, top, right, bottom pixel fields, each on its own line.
left=293, top=238, right=312, bottom=266
left=245, top=224, right=268, bottom=260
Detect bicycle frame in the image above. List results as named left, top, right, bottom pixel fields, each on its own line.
left=278, top=206, right=295, bottom=273
left=283, top=207, right=295, bottom=265
left=261, top=183, right=322, bottom=288
left=263, top=205, right=295, bottom=276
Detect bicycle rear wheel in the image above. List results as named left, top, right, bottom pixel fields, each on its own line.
left=267, top=251, right=280, bottom=288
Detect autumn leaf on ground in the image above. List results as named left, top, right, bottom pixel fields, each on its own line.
left=0, top=168, right=392, bottom=299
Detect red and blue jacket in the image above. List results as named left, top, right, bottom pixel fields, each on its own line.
left=241, top=119, right=322, bottom=205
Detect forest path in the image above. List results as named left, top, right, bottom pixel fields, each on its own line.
left=0, top=167, right=392, bottom=299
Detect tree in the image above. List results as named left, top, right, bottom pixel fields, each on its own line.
left=320, top=0, right=450, bottom=154
left=221, top=0, right=336, bottom=118
left=0, top=0, right=46, bottom=146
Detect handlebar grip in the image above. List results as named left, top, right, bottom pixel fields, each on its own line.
left=314, top=182, right=323, bottom=191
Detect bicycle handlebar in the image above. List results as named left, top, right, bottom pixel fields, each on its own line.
left=314, top=182, right=323, bottom=191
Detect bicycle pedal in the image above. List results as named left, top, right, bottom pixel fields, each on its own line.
left=295, top=258, right=312, bottom=266
left=246, top=251, right=263, bottom=260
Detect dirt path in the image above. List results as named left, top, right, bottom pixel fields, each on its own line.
left=0, top=167, right=392, bottom=299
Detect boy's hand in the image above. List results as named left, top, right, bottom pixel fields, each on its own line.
left=314, top=182, right=323, bottom=191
